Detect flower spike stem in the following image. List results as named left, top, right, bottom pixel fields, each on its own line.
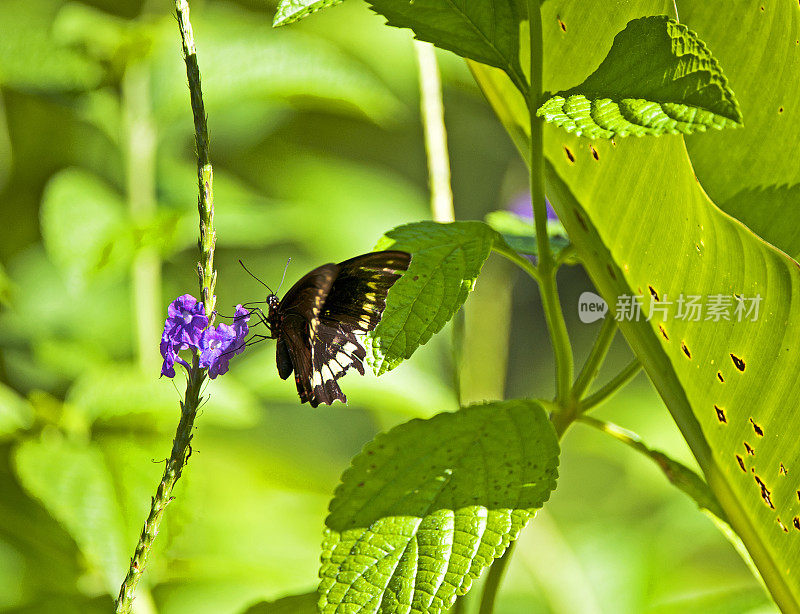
left=177, top=0, right=217, bottom=323
left=115, top=359, right=206, bottom=613
left=115, top=2, right=216, bottom=611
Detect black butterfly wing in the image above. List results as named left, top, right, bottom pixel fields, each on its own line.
left=274, top=263, right=338, bottom=404
left=277, top=251, right=410, bottom=407
left=306, top=251, right=411, bottom=406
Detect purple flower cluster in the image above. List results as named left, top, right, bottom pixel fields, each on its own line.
left=159, top=295, right=250, bottom=379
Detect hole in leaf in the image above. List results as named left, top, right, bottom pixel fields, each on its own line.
left=413, top=275, right=419, bottom=281
left=736, top=455, right=746, bottom=472
left=681, top=342, right=691, bottom=359
left=755, top=475, right=775, bottom=509
left=778, top=517, right=789, bottom=532
left=557, top=16, right=567, bottom=31
left=658, top=325, right=669, bottom=341
left=648, top=285, right=660, bottom=301
left=779, top=107, right=784, bottom=113
left=717, top=371, right=725, bottom=383
left=564, top=146, right=575, bottom=163
left=749, top=418, right=764, bottom=436
left=744, top=442, right=755, bottom=456
left=794, top=517, right=800, bottom=531
left=715, top=405, right=727, bottom=423
left=590, top=145, right=599, bottom=161
left=730, top=353, right=746, bottom=371
left=780, top=463, right=788, bottom=476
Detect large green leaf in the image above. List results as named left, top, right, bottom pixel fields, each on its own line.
left=470, top=1, right=800, bottom=610
left=680, top=1, right=800, bottom=260
left=13, top=435, right=129, bottom=597
left=364, top=0, right=527, bottom=92
left=371, top=221, right=497, bottom=375
left=319, top=400, right=559, bottom=613
left=537, top=15, right=742, bottom=138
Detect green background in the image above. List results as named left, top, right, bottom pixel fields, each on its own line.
left=0, top=0, right=776, bottom=612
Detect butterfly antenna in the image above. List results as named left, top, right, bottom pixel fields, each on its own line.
left=239, top=259, right=274, bottom=294
left=276, top=258, right=291, bottom=294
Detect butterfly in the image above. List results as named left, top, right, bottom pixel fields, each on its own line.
left=259, top=250, right=411, bottom=407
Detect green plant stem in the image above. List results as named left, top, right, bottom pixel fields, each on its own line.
left=525, top=0, right=573, bottom=406
left=115, top=3, right=216, bottom=610
left=115, top=356, right=206, bottom=613
left=571, top=315, right=617, bottom=402
left=478, top=541, right=516, bottom=614
left=578, top=358, right=642, bottom=413
left=177, top=0, right=216, bottom=322
left=123, top=57, right=161, bottom=373
left=414, top=40, right=453, bottom=224
left=492, top=241, right=542, bottom=283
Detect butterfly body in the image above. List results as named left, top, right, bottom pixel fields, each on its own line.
left=264, top=251, right=410, bottom=407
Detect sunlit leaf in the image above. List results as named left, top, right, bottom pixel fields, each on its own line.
left=273, top=0, right=344, bottom=27
left=537, top=16, right=742, bottom=138
left=484, top=210, right=571, bottom=259
left=371, top=221, right=497, bottom=375
left=320, top=400, right=559, bottom=613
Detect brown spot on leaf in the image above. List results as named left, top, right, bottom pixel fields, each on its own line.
left=749, top=418, right=763, bottom=437
left=744, top=442, right=755, bottom=456
left=717, top=371, right=725, bottom=383
left=681, top=342, right=691, bottom=359
left=659, top=325, right=669, bottom=341
left=778, top=517, right=789, bottom=532
left=648, top=285, right=660, bottom=301
left=557, top=16, right=567, bottom=32
left=590, top=145, right=599, bottom=161
left=730, top=354, right=746, bottom=371
left=780, top=463, right=788, bottom=475
left=794, top=517, right=800, bottom=530
left=755, top=475, right=775, bottom=509
left=779, top=107, right=784, bottom=114
left=736, top=455, right=746, bottom=472
left=715, top=405, right=726, bottom=423
left=564, top=146, right=575, bottom=164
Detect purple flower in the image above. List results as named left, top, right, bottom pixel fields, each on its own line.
left=199, top=305, right=250, bottom=379
left=510, top=192, right=558, bottom=222
left=160, top=295, right=208, bottom=378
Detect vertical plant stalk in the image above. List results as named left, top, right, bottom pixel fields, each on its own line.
left=178, top=0, right=217, bottom=322
left=414, top=40, right=453, bottom=224
left=123, top=58, right=161, bottom=372
left=115, top=2, right=216, bottom=611
left=525, top=1, right=573, bottom=407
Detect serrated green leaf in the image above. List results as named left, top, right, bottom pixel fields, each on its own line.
left=371, top=221, right=497, bottom=375
left=365, top=0, right=527, bottom=92
left=484, top=210, right=571, bottom=259
left=273, top=0, right=344, bottom=26
left=39, top=168, right=128, bottom=286
left=537, top=15, right=742, bottom=139
left=319, top=400, right=560, bottom=613
left=13, top=434, right=129, bottom=596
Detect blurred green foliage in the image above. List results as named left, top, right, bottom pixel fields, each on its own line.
left=0, top=0, right=775, bottom=612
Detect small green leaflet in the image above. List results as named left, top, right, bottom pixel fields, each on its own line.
left=370, top=221, right=496, bottom=375
left=319, top=400, right=560, bottom=613
left=273, top=0, right=343, bottom=27
left=537, top=16, right=743, bottom=138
